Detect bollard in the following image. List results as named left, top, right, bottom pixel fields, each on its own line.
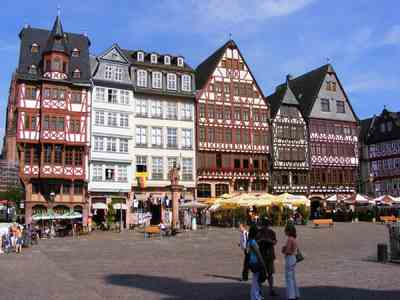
left=377, top=243, right=388, bottom=263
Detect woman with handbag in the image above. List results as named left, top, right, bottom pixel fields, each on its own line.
left=282, top=224, right=300, bottom=300
left=247, top=225, right=266, bottom=300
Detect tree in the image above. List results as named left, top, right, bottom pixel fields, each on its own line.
left=0, top=185, right=24, bottom=221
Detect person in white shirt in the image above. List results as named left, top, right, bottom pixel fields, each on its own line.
left=239, top=223, right=249, bottom=281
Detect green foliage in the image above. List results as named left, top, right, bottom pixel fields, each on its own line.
left=0, top=186, right=24, bottom=214
left=269, top=204, right=284, bottom=226
left=106, top=203, right=115, bottom=225
left=297, top=205, right=310, bottom=224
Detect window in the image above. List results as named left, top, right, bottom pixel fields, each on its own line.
left=167, top=157, right=178, bottom=172
left=387, top=122, right=393, bottom=132
left=166, top=102, right=178, bottom=119
left=73, top=69, right=81, bottom=79
left=44, top=145, right=52, bottom=163
left=52, top=58, right=61, bottom=71
left=28, top=65, right=37, bottom=75
left=380, top=123, right=386, bottom=133
left=119, top=138, right=128, bottom=153
left=151, top=100, right=163, bottom=118
left=136, top=98, right=147, bottom=117
left=224, top=107, right=231, bottom=120
left=107, top=89, right=118, bottom=104
left=137, top=70, right=147, bottom=87
left=207, top=104, right=214, bottom=119
left=119, top=90, right=130, bottom=105
left=56, top=117, right=64, bottom=130
left=167, top=73, right=177, bottom=90
left=151, top=127, right=163, bottom=147
left=24, top=145, right=31, bottom=164
left=94, top=136, right=104, bottom=152
left=216, top=128, right=223, bottom=143
left=234, top=107, right=241, bottom=120
left=105, top=167, right=115, bottom=181
left=199, top=103, right=206, bottom=118
left=71, top=92, right=81, bottom=104
left=215, top=106, right=223, bottom=119
left=182, top=158, right=193, bottom=181
left=321, top=99, right=330, bottom=112
left=152, top=157, right=163, bottom=180
left=74, top=182, right=83, bottom=195
left=65, top=147, right=73, bottom=165
left=117, top=165, right=128, bottom=182
left=182, top=129, right=192, bottom=149
left=107, top=112, right=117, bottom=127
left=164, top=56, right=171, bottom=65
left=177, top=57, right=184, bottom=67
left=31, top=43, right=39, bottom=53
left=105, top=65, right=113, bottom=80
left=25, top=86, right=37, bottom=99
left=182, top=74, right=191, bottom=92
left=235, top=129, right=241, bottom=144
left=150, top=54, right=158, bottom=64
left=336, top=101, right=345, bottom=113
left=72, top=48, right=80, bottom=57
left=197, top=184, right=211, bottom=198
left=199, top=126, right=206, bottom=142
left=115, top=67, right=123, bottom=81
left=95, top=87, right=105, bottom=102
left=70, top=119, right=80, bottom=133
left=119, top=113, right=129, bottom=128
left=74, top=148, right=83, bottom=166
left=152, top=72, right=162, bottom=89
left=167, top=128, right=177, bottom=148
left=137, top=51, right=144, bottom=62
left=92, top=164, right=102, bottom=181
left=136, top=126, right=147, bottom=146
left=207, top=127, right=215, bottom=143
left=95, top=111, right=105, bottom=126
left=106, top=137, right=117, bottom=152
left=225, top=129, right=232, bottom=144
left=234, top=159, right=241, bottom=169
left=243, top=109, right=249, bottom=121
left=136, top=156, right=147, bottom=173
left=181, top=103, right=192, bottom=121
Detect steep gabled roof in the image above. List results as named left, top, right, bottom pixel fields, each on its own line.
left=267, top=77, right=301, bottom=118
left=360, top=117, right=373, bottom=143
left=364, top=109, right=400, bottom=144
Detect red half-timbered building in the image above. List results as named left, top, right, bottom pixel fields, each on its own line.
left=195, top=40, right=270, bottom=199
left=287, top=64, right=359, bottom=202
left=3, top=16, right=91, bottom=224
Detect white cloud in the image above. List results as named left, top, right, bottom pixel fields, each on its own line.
left=347, top=73, right=400, bottom=93
left=382, top=25, right=400, bottom=45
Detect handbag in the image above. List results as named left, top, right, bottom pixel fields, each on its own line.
left=296, top=249, right=304, bottom=263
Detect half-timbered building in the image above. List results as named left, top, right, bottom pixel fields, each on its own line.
left=3, top=16, right=91, bottom=224
left=267, top=76, right=309, bottom=194
left=287, top=64, right=359, bottom=201
left=195, top=40, right=270, bottom=199
left=360, top=108, right=400, bottom=197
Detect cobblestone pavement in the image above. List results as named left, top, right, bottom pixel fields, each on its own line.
left=0, top=223, right=399, bottom=300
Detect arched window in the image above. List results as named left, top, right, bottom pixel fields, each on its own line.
left=197, top=183, right=211, bottom=198
left=73, top=68, right=81, bottom=79
left=72, top=48, right=80, bottom=57
left=31, top=43, right=39, bottom=53
left=215, top=184, right=229, bottom=197
left=52, top=58, right=61, bottom=71
left=28, top=64, right=37, bottom=75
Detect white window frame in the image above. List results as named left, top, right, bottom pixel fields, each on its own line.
left=167, top=128, right=177, bottom=148
left=150, top=54, right=158, bottom=64
left=95, top=87, right=105, bottom=102
left=136, top=155, right=147, bottom=172
left=182, top=158, right=193, bottom=181
left=117, top=165, right=128, bottom=182
left=181, top=103, right=192, bottom=120
left=92, top=164, right=103, bottom=181
left=151, top=127, right=163, bottom=147
left=166, top=102, right=177, bottom=120
left=95, top=111, right=105, bottom=126
left=151, top=100, right=163, bottom=118
left=136, top=99, right=147, bottom=117
left=105, top=65, right=114, bottom=80
left=137, top=52, right=144, bottom=62
left=115, top=67, right=123, bottom=81
left=119, top=113, right=129, bottom=128
left=177, top=57, right=184, bottom=67
left=152, top=71, right=162, bottom=89
left=164, top=56, right=171, bottom=65
left=168, top=157, right=178, bottom=171
left=136, top=126, right=147, bottom=146
left=119, top=90, right=130, bottom=105
left=182, top=74, right=191, bottom=92
left=167, top=73, right=177, bottom=90
left=106, top=137, right=117, bottom=152
left=137, top=70, right=147, bottom=87
left=93, top=136, right=104, bottom=152
left=119, top=138, right=129, bottom=153
left=151, top=157, right=163, bottom=180
left=182, top=129, right=193, bottom=149
left=107, top=89, right=118, bottom=104
left=107, top=112, right=117, bottom=127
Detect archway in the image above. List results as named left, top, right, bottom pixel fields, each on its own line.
left=53, top=205, right=70, bottom=215
left=310, top=197, right=323, bottom=219
left=32, top=204, right=47, bottom=215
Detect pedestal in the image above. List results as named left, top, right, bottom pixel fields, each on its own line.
left=165, top=184, right=184, bottom=231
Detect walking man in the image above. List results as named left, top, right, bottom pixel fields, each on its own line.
left=256, top=217, right=278, bottom=296
left=239, top=223, right=249, bottom=281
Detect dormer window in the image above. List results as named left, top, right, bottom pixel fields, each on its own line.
left=52, top=58, right=61, bottom=71
left=137, top=51, right=144, bottom=62
left=72, top=48, right=80, bottom=57
left=31, top=43, right=39, bottom=54
left=28, top=64, right=37, bottom=75
left=73, top=68, right=81, bottom=79
left=164, top=56, right=171, bottom=65
left=177, top=57, right=184, bottom=67
left=150, top=54, right=158, bottom=64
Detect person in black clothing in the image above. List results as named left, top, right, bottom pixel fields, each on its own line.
left=256, top=217, right=278, bottom=296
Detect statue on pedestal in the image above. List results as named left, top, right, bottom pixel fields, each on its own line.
left=168, top=166, right=180, bottom=186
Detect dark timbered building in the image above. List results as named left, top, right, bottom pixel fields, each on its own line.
left=195, top=40, right=270, bottom=199
left=267, top=76, right=309, bottom=194
left=360, top=109, right=400, bottom=197
left=3, top=16, right=91, bottom=224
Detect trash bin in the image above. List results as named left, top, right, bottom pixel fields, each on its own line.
left=377, top=243, right=388, bottom=263
left=388, top=223, right=400, bottom=262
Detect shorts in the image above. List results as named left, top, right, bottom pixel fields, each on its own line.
left=16, top=238, right=23, bottom=245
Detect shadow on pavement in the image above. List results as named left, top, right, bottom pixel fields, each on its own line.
left=105, top=273, right=400, bottom=300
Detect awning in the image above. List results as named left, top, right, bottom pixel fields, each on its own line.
left=113, top=203, right=127, bottom=210
left=92, top=202, right=107, bottom=209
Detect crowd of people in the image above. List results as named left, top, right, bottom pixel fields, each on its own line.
left=0, top=223, right=39, bottom=255
left=239, top=218, right=301, bottom=300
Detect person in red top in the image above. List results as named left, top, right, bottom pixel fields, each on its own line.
left=282, top=224, right=300, bottom=300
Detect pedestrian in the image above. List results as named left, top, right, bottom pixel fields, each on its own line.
left=256, top=217, right=278, bottom=296
left=282, top=224, right=300, bottom=300
left=239, top=223, right=249, bottom=281
left=205, top=209, right=211, bottom=230
left=247, top=224, right=266, bottom=300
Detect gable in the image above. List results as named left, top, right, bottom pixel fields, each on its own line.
left=282, top=86, right=299, bottom=106
left=309, top=73, right=357, bottom=122
left=100, top=45, right=129, bottom=64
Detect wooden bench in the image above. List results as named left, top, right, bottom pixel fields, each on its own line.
left=313, top=219, right=334, bottom=228
left=380, top=216, right=396, bottom=223
left=144, top=225, right=161, bottom=239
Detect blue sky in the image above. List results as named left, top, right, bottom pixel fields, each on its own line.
left=0, top=0, right=399, bottom=139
